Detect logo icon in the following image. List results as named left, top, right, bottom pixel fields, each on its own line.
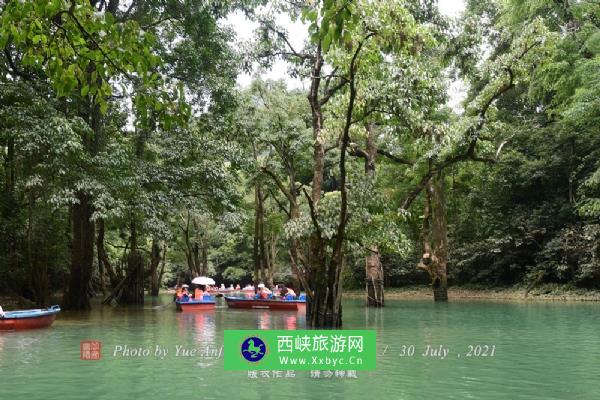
left=241, top=336, right=266, bottom=362
left=80, top=340, right=102, bottom=360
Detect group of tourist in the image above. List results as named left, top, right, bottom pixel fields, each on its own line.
left=174, top=284, right=212, bottom=302
left=172, top=281, right=301, bottom=302
left=255, top=283, right=297, bottom=300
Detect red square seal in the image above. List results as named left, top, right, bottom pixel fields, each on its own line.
left=80, top=340, right=102, bottom=360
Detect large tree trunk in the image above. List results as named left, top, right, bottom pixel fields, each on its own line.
left=200, top=233, right=209, bottom=276
left=419, top=173, right=448, bottom=301
left=306, top=235, right=330, bottom=325
left=258, top=194, right=268, bottom=285
left=2, top=136, right=18, bottom=275
left=181, top=210, right=199, bottom=277
left=364, top=123, right=384, bottom=307
left=64, top=191, right=95, bottom=310
left=305, top=45, right=340, bottom=326
left=96, top=219, right=120, bottom=290
left=191, top=218, right=202, bottom=276
left=253, top=179, right=266, bottom=288
left=365, top=247, right=384, bottom=306
left=97, top=226, right=105, bottom=295
left=192, top=241, right=200, bottom=276
left=429, top=174, right=448, bottom=301
left=158, top=245, right=167, bottom=291
left=120, top=219, right=144, bottom=304
left=252, top=143, right=268, bottom=289
left=287, top=184, right=310, bottom=295
left=27, top=191, right=49, bottom=307
left=266, top=233, right=277, bottom=288
left=149, top=239, right=162, bottom=296
left=64, top=78, right=103, bottom=309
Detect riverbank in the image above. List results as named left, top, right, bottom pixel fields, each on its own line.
left=0, top=294, right=36, bottom=309
left=344, top=284, right=600, bottom=302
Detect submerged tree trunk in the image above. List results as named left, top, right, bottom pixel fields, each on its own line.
left=253, top=178, right=266, bottom=288
left=307, top=255, right=345, bottom=327
left=64, top=191, right=95, bottom=310
left=429, top=174, right=448, bottom=301
left=304, top=44, right=341, bottom=327
left=252, top=143, right=268, bottom=289
left=364, top=123, right=384, bottom=307
left=27, top=191, right=49, bottom=307
left=419, top=173, right=448, bottom=301
left=64, top=81, right=103, bottom=309
left=120, top=219, right=144, bottom=304
left=365, top=247, right=384, bottom=306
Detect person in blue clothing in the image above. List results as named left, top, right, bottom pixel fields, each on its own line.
left=277, top=284, right=297, bottom=300
left=181, top=285, right=191, bottom=302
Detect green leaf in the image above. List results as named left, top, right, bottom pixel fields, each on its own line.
left=322, top=32, right=332, bottom=52
left=99, top=99, right=108, bottom=114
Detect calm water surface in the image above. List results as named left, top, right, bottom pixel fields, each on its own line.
left=1, top=297, right=599, bottom=399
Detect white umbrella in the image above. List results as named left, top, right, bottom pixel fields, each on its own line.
left=192, top=276, right=215, bottom=285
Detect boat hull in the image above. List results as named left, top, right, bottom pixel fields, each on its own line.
left=0, top=306, right=60, bottom=331
left=176, top=300, right=216, bottom=312
left=224, top=297, right=304, bottom=310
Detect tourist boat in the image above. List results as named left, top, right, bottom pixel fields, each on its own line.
left=224, top=296, right=305, bottom=311
left=0, top=305, right=61, bottom=331
left=176, top=299, right=216, bottom=312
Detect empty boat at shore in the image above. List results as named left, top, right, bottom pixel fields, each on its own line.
left=0, top=305, right=61, bottom=331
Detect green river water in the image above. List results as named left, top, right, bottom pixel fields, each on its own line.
left=1, top=296, right=599, bottom=399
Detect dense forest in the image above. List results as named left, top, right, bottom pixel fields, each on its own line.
left=1, top=0, right=599, bottom=326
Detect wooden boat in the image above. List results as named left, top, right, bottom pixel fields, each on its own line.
left=224, top=296, right=305, bottom=311
left=0, top=305, right=61, bottom=331
left=176, top=299, right=216, bottom=312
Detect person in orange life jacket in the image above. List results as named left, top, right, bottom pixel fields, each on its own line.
left=175, top=285, right=183, bottom=301
left=257, top=283, right=271, bottom=299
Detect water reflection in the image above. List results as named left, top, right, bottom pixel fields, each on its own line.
left=176, top=311, right=216, bottom=343
left=255, top=310, right=304, bottom=330
left=258, top=311, right=271, bottom=329
left=284, top=314, right=297, bottom=330
left=3, top=297, right=598, bottom=400
left=0, top=335, right=5, bottom=365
